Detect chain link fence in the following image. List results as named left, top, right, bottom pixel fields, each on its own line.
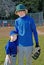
left=0, top=12, right=44, bottom=27
left=29, top=12, right=44, bottom=26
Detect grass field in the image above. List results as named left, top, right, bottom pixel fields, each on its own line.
left=0, top=27, right=44, bottom=65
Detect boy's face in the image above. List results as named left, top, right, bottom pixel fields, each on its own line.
left=16, top=10, right=26, bottom=17
left=10, top=34, right=17, bottom=41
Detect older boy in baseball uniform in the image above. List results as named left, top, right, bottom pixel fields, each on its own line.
left=15, top=4, right=40, bottom=65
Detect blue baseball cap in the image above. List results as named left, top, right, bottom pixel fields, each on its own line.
left=15, top=4, right=27, bottom=13
left=9, top=30, right=18, bottom=36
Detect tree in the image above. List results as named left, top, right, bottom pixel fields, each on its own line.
left=38, top=0, right=43, bottom=11
left=18, top=0, right=39, bottom=12
left=18, top=0, right=43, bottom=12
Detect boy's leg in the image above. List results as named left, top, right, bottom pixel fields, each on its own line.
left=18, top=46, right=24, bottom=65
left=25, top=46, right=33, bottom=65
left=11, top=56, right=16, bottom=65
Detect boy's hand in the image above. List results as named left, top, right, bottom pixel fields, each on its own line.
left=9, top=59, right=12, bottom=64
left=35, top=43, right=40, bottom=47
left=7, top=55, right=12, bottom=64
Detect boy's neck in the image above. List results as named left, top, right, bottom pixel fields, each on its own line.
left=10, top=39, right=14, bottom=42
left=20, top=14, right=26, bottom=17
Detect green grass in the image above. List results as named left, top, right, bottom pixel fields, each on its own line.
left=0, top=38, right=9, bottom=65
left=0, top=35, right=44, bottom=65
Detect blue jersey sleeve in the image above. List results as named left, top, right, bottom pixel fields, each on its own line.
left=5, top=41, right=10, bottom=55
left=14, top=20, right=18, bottom=33
left=31, top=18, right=39, bottom=45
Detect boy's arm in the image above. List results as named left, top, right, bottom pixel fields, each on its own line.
left=6, top=55, right=12, bottom=64
left=14, top=20, right=18, bottom=32
left=31, top=18, right=39, bottom=47
left=17, top=46, right=19, bottom=52
left=5, top=42, right=12, bottom=64
left=5, top=43, right=10, bottom=54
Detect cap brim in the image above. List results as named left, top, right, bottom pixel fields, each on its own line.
left=15, top=9, right=28, bottom=15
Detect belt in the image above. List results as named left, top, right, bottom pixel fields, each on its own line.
left=11, top=54, right=16, bottom=57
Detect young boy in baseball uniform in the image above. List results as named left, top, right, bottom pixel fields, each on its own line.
left=4, top=30, right=18, bottom=65
left=14, top=4, right=40, bottom=65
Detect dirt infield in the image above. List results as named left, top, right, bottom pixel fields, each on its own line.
left=0, top=26, right=44, bottom=38
left=0, top=27, right=14, bottom=38
left=37, top=26, right=44, bottom=32
left=37, top=26, right=44, bottom=35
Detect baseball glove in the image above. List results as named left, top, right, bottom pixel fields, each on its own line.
left=32, top=46, right=41, bottom=60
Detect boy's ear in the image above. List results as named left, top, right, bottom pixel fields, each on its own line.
left=25, top=9, right=28, bottom=14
